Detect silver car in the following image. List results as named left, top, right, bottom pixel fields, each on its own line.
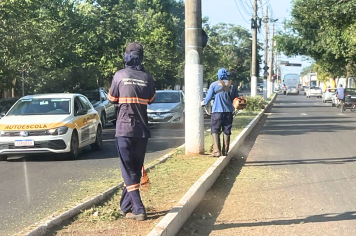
left=80, top=88, right=117, bottom=128
left=147, top=90, right=185, bottom=125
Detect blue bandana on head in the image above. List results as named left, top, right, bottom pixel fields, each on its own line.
left=217, top=68, right=230, bottom=80
left=124, top=43, right=145, bottom=71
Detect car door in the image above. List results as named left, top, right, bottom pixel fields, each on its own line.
left=78, top=96, right=97, bottom=143
left=101, top=90, right=115, bottom=120
left=73, top=97, right=91, bottom=146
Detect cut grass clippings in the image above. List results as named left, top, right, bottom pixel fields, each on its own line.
left=22, top=109, right=263, bottom=236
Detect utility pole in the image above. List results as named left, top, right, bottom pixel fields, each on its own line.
left=250, top=0, right=258, bottom=97
left=184, top=0, right=204, bottom=154
left=263, top=7, right=269, bottom=99
left=267, top=21, right=276, bottom=97
left=22, top=71, right=25, bottom=96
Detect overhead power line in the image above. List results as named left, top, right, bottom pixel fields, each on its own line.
left=233, top=0, right=250, bottom=24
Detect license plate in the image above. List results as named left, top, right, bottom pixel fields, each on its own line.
left=153, top=116, right=163, bottom=120
left=15, top=140, right=34, bottom=147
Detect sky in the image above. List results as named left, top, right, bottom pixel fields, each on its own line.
left=201, top=0, right=312, bottom=75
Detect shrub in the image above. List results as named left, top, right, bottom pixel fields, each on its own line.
left=245, top=95, right=265, bottom=111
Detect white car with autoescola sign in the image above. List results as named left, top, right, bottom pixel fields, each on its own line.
left=0, top=93, right=103, bottom=161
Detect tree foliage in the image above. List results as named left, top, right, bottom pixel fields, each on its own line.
left=274, top=0, right=356, bottom=80
left=0, top=0, right=254, bottom=96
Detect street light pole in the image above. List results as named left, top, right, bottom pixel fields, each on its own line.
left=250, top=0, right=258, bottom=97
left=268, top=20, right=277, bottom=97
left=263, top=7, right=269, bottom=99
left=185, top=0, right=204, bottom=154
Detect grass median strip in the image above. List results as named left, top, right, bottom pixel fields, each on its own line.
left=25, top=110, right=261, bottom=236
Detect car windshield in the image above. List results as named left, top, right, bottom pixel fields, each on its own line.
left=6, top=98, right=71, bottom=116
left=81, top=91, right=100, bottom=104
left=153, top=92, right=181, bottom=103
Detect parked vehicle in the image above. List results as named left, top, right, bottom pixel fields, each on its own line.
left=0, top=93, right=103, bottom=161
left=80, top=88, right=117, bottom=128
left=322, top=88, right=336, bottom=103
left=306, top=86, right=322, bottom=98
left=0, top=97, right=19, bottom=118
left=147, top=90, right=185, bottom=125
left=286, top=86, right=299, bottom=95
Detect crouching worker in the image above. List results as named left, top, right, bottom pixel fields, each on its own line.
left=201, top=68, right=239, bottom=157
left=108, top=42, right=156, bottom=221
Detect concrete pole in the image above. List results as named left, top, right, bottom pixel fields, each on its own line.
left=22, top=71, right=25, bottom=96
left=250, top=0, right=258, bottom=97
left=267, top=23, right=275, bottom=97
left=184, top=0, right=204, bottom=155
left=263, top=7, right=269, bottom=99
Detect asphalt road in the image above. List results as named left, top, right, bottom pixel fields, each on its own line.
left=179, top=92, right=356, bottom=235
left=0, top=121, right=195, bottom=236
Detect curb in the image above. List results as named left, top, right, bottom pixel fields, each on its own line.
left=21, top=93, right=277, bottom=236
left=147, top=93, right=277, bottom=236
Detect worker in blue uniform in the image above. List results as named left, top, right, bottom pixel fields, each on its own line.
left=108, top=42, right=156, bottom=221
left=201, top=68, right=239, bottom=157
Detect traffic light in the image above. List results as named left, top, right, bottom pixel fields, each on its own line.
left=285, top=63, right=302, bottom=67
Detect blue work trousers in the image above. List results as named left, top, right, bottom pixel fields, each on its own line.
left=116, top=137, right=148, bottom=215
left=211, top=112, right=233, bottom=135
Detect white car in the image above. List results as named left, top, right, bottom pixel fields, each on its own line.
left=306, top=87, right=322, bottom=98
left=322, top=88, right=336, bottom=103
left=0, top=93, right=102, bottom=161
left=286, top=86, right=299, bottom=95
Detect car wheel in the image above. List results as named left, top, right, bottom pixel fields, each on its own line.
left=332, top=102, right=335, bottom=107
left=69, top=131, right=80, bottom=159
left=91, top=125, right=103, bottom=151
left=101, top=112, right=107, bottom=128
left=0, top=155, right=8, bottom=161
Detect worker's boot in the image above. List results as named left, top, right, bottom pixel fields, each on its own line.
left=222, top=134, right=230, bottom=156
left=210, top=133, right=221, bottom=157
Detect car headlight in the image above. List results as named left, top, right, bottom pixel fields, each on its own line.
left=170, top=106, right=181, bottom=112
left=46, top=126, right=68, bottom=135
left=0, top=130, right=5, bottom=137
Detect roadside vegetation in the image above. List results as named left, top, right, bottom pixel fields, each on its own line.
left=21, top=109, right=263, bottom=236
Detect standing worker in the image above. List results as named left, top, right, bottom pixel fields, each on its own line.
left=201, top=68, right=239, bottom=157
left=108, top=42, right=156, bottom=221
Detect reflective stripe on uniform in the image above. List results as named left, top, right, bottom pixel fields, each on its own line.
left=108, top=92, right=119, bottom=102
left=118, top=97, right=149, bottom=105
left=126, top=183, right=140, bottom=192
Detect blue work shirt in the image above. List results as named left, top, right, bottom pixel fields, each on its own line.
left=203, top=80, right=239, bottom=113
left=337, top=87, right=344, bottom=99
